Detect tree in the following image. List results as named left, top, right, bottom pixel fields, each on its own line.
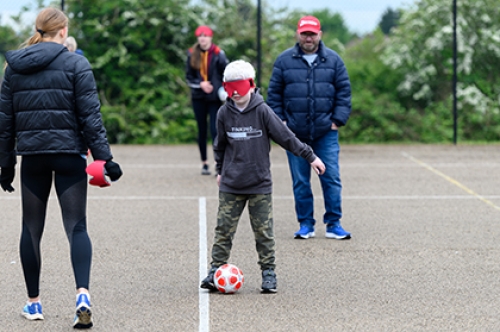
left=2, top=0, right=372, bottom=143
left=67, top=0, right=196, bottom=143
left=382, top=0, right=500, bottom=141
left=311, top=9, right=355, bottom=45
left=378, top=7, right=400, bottom=35
left=65, top=0, right=304, bottom=143
left=0, top=0, right=48, bottom=57
left=0, top=25, right=21, bottom=59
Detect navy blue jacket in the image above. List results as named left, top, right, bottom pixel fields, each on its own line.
left=0, top=42, right=112, bottom=168
left=267, top=41, right=351, bottom=142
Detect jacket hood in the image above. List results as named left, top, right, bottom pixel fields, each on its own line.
left=225, top=89, right=266, bottom=113
left=5, top=42, right=67, bottom=74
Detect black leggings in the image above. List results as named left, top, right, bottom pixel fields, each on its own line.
left=192, top=99, right=221, bottom=162
left=20, top=154, right=91, bottom=298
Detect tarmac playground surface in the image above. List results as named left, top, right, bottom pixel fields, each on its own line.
left=2, top=143, right=500, bottom=331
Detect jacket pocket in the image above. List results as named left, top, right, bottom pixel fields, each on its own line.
left=222, top=162, right=263, bottom=189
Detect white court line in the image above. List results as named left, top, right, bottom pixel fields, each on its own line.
left=3, top=195, right=500, bottom=201
left=402, top=152, right=500, bottom=211
left=122, top=162, right=500, bottom=169
left=199, top=197, right=209, bottom=332
left=80, top=195, right=500, bottom=200
left=113, top=163, right=422, bottom=170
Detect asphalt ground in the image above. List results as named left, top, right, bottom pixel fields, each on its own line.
left=2, top=144, right=500, bottom=331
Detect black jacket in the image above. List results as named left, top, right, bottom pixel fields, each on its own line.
left=0, top=42, right=112, bottom=168
left=185, top=44, right=228, bottom=101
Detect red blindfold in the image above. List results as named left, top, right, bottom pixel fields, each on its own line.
left=223, top=79, right=255, bottom=97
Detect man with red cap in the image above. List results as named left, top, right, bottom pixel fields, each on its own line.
left=267, top=16, right=352, bottom=240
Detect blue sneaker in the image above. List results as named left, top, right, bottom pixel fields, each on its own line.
left=326, top=222, right=351, bottom=239
left=294, top=224, right=315, bottom=239
left=22, top=301, right=44, bottom=320
left=73, top=293, right=93, bottom=329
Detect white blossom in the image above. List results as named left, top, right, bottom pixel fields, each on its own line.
left=381, top=0, right=500, bottom=112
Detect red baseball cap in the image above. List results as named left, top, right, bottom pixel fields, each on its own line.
left=195, top=25, right=213, bottom=37
left=297, top=16, right=321, bottom=34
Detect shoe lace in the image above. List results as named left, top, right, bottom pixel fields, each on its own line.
left=262, top=269, right=276, bottom=281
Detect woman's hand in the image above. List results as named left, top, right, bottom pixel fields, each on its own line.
left=200, top=81, right=213, bottom=94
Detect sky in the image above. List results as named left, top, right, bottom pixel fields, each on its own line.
left=1, top=0, right=414, bottom=34
left=272, top=0, right=414, bottom=34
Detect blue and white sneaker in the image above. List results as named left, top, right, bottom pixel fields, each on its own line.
left=326, top=222, right=351, bottom=239
left=73, top=293, right=93, bottom=329
left=22, top=301, right=44, bottom=320
left=294, top=224, right=315, bottom=239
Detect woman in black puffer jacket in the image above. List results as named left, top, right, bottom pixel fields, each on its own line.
left=0, top=7, right=122, bottom=329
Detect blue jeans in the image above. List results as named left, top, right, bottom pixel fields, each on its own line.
left=286, top=130, right=342, bottom=227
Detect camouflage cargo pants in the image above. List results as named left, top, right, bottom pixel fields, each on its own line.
left=211, top=192, right=276, bottom=270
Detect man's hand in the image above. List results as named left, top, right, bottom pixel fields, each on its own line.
left=331, top=123, right=338, bottom=130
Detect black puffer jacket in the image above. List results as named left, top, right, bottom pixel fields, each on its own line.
left=0, top=42, right=112, bottom=168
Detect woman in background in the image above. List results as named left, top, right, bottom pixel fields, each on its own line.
left=64, top=35, right=85, bottom=55
left=186, top=25, right=228, bottom=175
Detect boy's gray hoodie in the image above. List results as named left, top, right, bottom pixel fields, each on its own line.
left=214, top=91, right=317, bottom=195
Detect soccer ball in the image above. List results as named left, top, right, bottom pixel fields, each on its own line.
left=214, top=264, right=244, bottom=294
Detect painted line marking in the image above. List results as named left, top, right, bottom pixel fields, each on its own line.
left=117, top=162, right=500, bottom=169
left=3, top=195, right=500, bottom=201
left=199, top=197, right=209, bottom=332
left=402, top=152, right=500, bottom=211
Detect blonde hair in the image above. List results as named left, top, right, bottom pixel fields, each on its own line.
left=64, top=36, right=77, bottom=52
left=223, top=60, right=256, bottom=82
left=22, top=7, right=68, bottom=48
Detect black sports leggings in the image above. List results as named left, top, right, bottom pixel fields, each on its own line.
left=192, top=99, right=221, bottom=162
left=20, top=154, right=92, bottom=298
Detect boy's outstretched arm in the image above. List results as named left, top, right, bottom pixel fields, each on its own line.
left=311, top=157, right=326, bottom=175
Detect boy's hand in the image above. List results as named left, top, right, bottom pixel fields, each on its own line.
left=311, top=157, right=326, bottom=175
left=217, top=174, right=221, bottom=187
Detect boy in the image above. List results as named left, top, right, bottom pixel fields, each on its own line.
left=200, top=60, right=325, bottom=293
